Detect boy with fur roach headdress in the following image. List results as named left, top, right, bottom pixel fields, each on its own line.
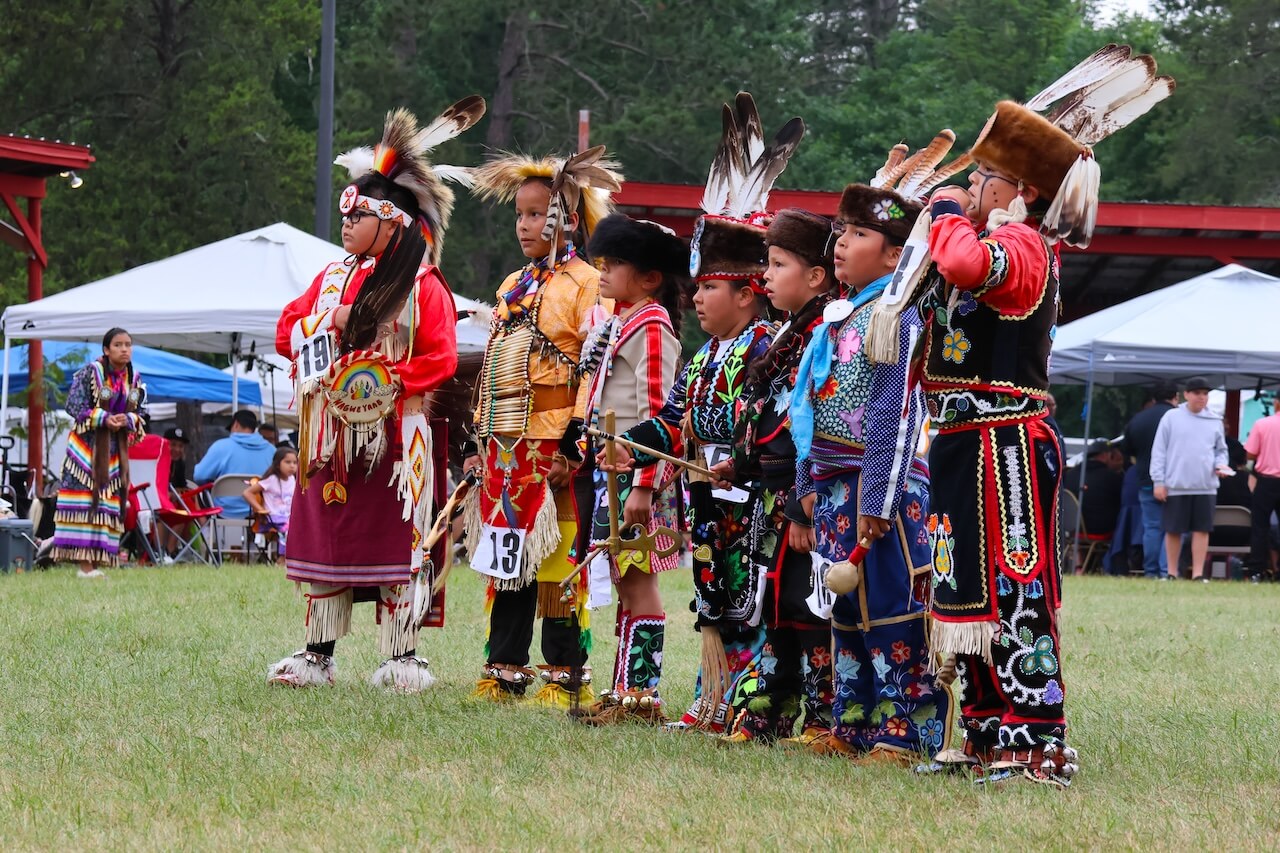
left=267, top=97, right=486, bottom=692
left=603, top=93, right=803, bottom=732
left=788, top=135, right=961, bottom=765
left=870, top=46, right=1173, bottom=785
left=708, top=208, right=842, bottom=750
left=461, top=147, right=622, bottom=708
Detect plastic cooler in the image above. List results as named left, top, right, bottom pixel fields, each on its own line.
left=0, top=518, right=35, bottom=573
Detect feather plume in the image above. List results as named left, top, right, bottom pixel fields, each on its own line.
left=411, top=95, right=487, bottom=152
left=914, top=152, right=973, bottom=197
left=728, top=116, right=805, bottom=218
left=875, top=146, right=925, bottom=192
left=335, top=145, right=376, bottom=178
left=700, top=104, right=745, bottom=215
left=432, top=164, right=474, bottom=187
left=1025, top=44, right=1134, bottom=112
left=870, top=143, right=910, bottom=189
left=1022, top=44, right=1173, bottom=145
left=1053, top=74, right=1175, bottom=145
left=734, top=92, right=765, bottom=168
left=896, top=130, right=957, bottom=200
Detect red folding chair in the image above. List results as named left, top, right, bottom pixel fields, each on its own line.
left=128, top=435, right=223, bottom=566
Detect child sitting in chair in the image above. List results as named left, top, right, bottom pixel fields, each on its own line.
left=243, top=447, right=297, bottom=564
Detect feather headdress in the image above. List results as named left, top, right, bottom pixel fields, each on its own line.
left=863, top=46, right=1173, bottom=363
left=335, top=96, right=487, bottom=266
left=472, top=146, right=623, bottom=266
left=691, top=93, right=805, bottom=283
left=971, top=44, right=1174, bottom=247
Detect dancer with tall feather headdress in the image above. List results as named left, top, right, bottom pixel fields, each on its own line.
left=864, top=45, right=1174, bottom=785
left=604, top=94, right=803, bottom=732
left=266, top=97, right=486, bottom=691
left=706, top=206, right=841, bottom=751
left=460, top=147, right=623, bottom=708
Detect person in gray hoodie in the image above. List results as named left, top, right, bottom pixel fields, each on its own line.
left=1149, top=376, right=1230, bottom=581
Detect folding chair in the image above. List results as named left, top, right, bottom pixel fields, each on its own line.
left=128, top=435, right=223, bottom=565
left=1207, top=504, right=1252, bottom=579
left=210, top=473, right=258, bottom=563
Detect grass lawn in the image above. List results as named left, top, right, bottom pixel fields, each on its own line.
left=1, top=564, right=1278, bottom=850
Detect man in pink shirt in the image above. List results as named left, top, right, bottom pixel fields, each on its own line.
left=1244, top=400, right=1280, bottom=578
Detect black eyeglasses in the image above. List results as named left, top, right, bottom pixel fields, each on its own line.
left=342, top=210, right=377, bottom=226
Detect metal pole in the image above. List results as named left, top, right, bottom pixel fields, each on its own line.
left=1074, top=357, right=1097, bottom=570
left=230, top=333, right=241, bottom=412
left=313, top=0, right=336, bottom=239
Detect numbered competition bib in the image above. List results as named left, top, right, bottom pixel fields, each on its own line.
left=296, top=328, right=335, bottom=384
left=703, top=444, right=750, bottom=504
left=805, top=552, right=837, bottom=620
left=470, top=524, right=527, bottom=581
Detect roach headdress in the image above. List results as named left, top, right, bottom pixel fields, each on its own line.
left=335, top=96, right=487, bottom=266
left=472, top=146, right=624, bottom=266
left=690, top=93, right=805, bottom=288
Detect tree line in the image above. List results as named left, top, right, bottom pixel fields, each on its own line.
left=1, top=0, right=1276, bottom=307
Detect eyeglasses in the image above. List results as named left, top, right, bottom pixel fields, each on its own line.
left=973, top=170, right=1017, bottom=186
left=342, top=210, right=376, bottom=226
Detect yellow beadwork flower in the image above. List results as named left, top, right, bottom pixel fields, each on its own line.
left=942, top=330, right=971, bottom=364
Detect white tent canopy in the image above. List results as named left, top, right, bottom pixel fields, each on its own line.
left=1050, top=264, right=1280, bottom=390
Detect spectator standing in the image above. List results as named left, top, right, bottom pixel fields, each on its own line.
left=1149, top=377, right=1229, bottom=582
left=1243, top=405, right=1280, bottom=578
left=193, top=410, right=275, bottom=518
left=1122, top=381, right=1178, bottom=578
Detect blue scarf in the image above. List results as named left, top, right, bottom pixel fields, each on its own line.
left=789, top=273, right=893, bottom=459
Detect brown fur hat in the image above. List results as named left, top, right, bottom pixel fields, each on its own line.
left=588, top=214, right=690, bottom=277
left=765, top=208, right=833, bottom=267
left=838, top=185, right=922, bottom=244
left=970, top=100, right=1085, bottom=201
left=689, top=214, right=767, bottom=281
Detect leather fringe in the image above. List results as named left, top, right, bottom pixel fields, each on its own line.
left=928, top=618, right=995, bottom=665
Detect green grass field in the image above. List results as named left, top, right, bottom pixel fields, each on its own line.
left=1, top=564, right=1277, bottom=850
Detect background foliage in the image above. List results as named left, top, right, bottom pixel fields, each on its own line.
left=1, top=0, right=1276, bottom=305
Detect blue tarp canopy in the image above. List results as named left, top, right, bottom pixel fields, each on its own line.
left=4, top=341, right=262, bottom=405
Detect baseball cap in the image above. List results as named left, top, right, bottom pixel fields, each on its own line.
left=1182, top=376, right=1212, bottom=392
left=162, top=427, right=189, bottom=443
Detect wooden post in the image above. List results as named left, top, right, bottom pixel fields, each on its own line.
left=25, top=195, right=42, bottom=488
